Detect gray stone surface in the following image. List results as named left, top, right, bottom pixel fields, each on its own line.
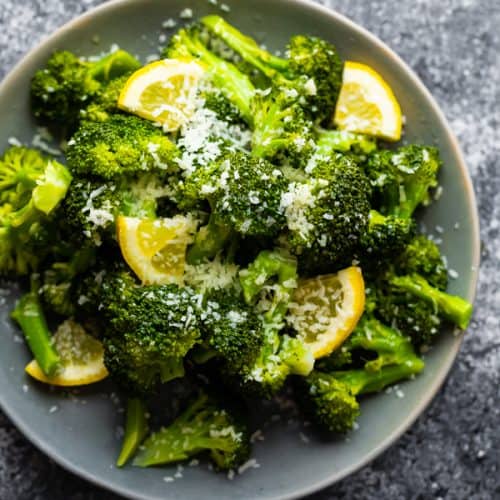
left=0, top=0, right=498, bottom=499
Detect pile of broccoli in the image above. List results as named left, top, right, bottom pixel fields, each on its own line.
left=2, top=15, right=473, bottom=473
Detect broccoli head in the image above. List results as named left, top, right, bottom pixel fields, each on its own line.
left=394, top=235, right=448, bottom=290
left=201, top=16, right=344, bottom=122
left=201, top=289, right=264, bottom=375
left=133, top=390, right=250, bottom=470
left=250, top=87, right=315, bottom=166
left=364, top=145, right=441, bottom=218
left=100, top=272, right=203, bottom=395
left=31, top=50, right=140, bottom=132
left=0, top=147, right=72, bottom=275
left=184, top=151, right=288, bottom=263
left=295, top=316, right=424, bottom=433
left=359, top=210, right=416, bottom=269
left=66, top=114, right=179, bottom=180
left=236, top=249, right=314, bottom=397
left=284, top=153, right=371, bottom=275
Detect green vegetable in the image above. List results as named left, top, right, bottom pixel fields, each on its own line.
left=11, top=290, right=61, bottom=377
left=364, top=145, right=441, bottom=218
left=0, top=147, right=72, bottom=276
left=31, top=49, right=140, bottom=132
left=66, top=114, right=179, bottom=180
left=296, top=316, right=424, bottom=433
left=133, top=391, right=250, bottom=470
left=116, top=398, right=149, bottom=467
left=202, top=15, right=344, bottom=122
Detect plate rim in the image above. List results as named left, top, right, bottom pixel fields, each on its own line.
left=0, top=0, right=481, bottom=499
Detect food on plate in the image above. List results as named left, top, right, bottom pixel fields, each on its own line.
left=1, top=15, right=472, bottom=473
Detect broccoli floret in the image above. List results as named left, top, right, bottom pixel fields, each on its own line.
left=236, top=249, right=314, bottom=397
left=40, top=244, right=96, bottom=316
left=133, top=391, right=250, bottom=470
left=199, top=289, right=264, bottom=374
left=31, top=50, right=140, bottom=132
left=394, top=235, right=448, bottom=290
left=364, top=145, right=441, bottom=218
left=66, top=114, right=179, bottom=180
left=100, top=272, right=202, bottom=395
left=359, top=210, right=416, bottom=268
left=368, top=233, right=472, bottom=346
left=295, top=316, right=424, bottom=433
left=389, top=274, right=473, bottom=330
left=284, top=153, right=371, bottom=275
left=250, top=87, right=315, bottom=166
left=185, top=152, right=287, bottom=263
left=202, top=16, right=344, bottom=122
left=81, top=73, right=131, bottom=123
left=0, top=147, right=72, bottom=275
left=164, top=26, right=255, bottom=124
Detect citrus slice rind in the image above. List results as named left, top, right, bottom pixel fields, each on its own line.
left=333, top=61, right=402, bottom=142
left=118, top=59, right=206, bottom=131
left=25, top=320, right=108, bottom=387
left=117, top=215, right=198, bottom=285
left=288, top=266, right=365, bottom=359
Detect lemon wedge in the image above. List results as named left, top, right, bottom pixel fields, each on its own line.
left=333, top=61, right=402, bottom=141
left=288, top=266, right=365, bottom=359
left=118, top=59, right=205, bottom=131
left=25, top=320, right=108, bottom=386
left=117, top=215, right=198, bottom=285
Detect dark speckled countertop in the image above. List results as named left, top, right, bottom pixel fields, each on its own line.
left=0, top=1, right=499, bottom=499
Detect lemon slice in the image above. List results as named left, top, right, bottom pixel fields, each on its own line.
left=117, top=215, right=198, bottom=285
left=333, top=61, right=402, bottom=141
left=118, top=59, right=205, bottom=131
left=25, top=320, right=108, bottom=386
left=288, top=266, right=365, bottom=359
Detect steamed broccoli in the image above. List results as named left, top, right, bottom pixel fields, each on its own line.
left=394, top=235, right=448, bottom=290
left=364, top=145, right=441, bottom=218
left=0, top=147, right=72, bottom=275
left=369, top=236, right=472, bottom=345
left=359, top=210, right=416, bottom=268
left=100, top=272, right=202, bottom=395
left=202, top=15, right=344, bottom=122
left=31, top=49, right=140, bottom=132
left=315, top=129, right=378, bottom=157
left=40, top=244, right=96, bottom=316
left=134, top=391, right=250, bottom=470
left=236, top=249, right=314, bottom=397
left=66, top=114, right=179, bottom=180
left=164, top=25, right=256, bottom=124
left=11, top=281, right=61, bottom=376
left=250, top=87, right=315, bottom=165
left=284, top=153, right=371, bottom=275
left=81, top=73, right=132, bottom=123
left=185, top=151, right=287, bottom=263
left=295, top=316, right=424, bottom=433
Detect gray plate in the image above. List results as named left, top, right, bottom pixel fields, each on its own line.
left=0, top=1, right=480, bottom=499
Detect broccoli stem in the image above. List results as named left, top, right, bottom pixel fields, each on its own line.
left=11, top=291, right=60, bottom=376
left=335, top=358, right=425, bottom=395
left=186, top=214, right=232, bottom=265
left=178, top=30, right=255, bottom=123
left=390, top=274, right=473, bottom=329
left=316, top=129, right=377, bottom=156
left=202, top=15, right=290, bottom=78
left=116, top=398, right=149, bottom=467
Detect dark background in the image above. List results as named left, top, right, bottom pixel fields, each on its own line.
left=0, top=1, right=498, bottom=499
